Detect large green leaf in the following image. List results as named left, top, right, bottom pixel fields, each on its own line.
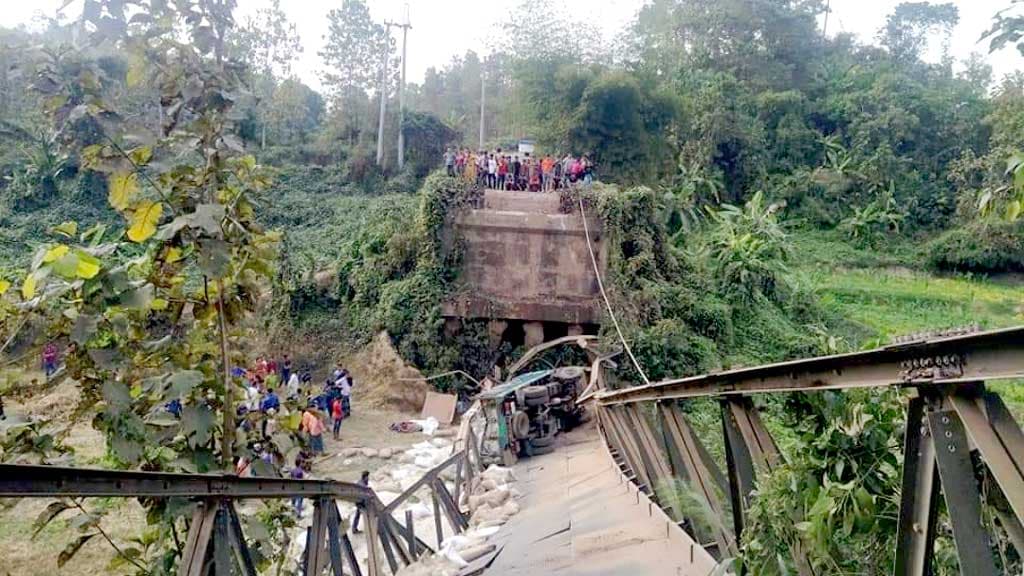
left=120, top=283, right=154, bottom=310
left=197, top=238, right=231, bottom=277
left=102, top=381, right=132, bottom=415
left=181, top=405, right=214, bottom=447
left=168, top=370, right=204, bottom=398
left=111, top=434, right=143, bottom=465
left=70, top=314, right=99, bottom=345
left=74, top=250, right=102, bottom=279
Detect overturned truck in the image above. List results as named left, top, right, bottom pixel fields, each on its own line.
left=477, top=366, right=587, bottom=466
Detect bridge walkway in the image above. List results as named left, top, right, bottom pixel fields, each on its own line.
left=485, top=424, right=717, bottom=575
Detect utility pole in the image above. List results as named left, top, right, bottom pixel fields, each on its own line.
left=479, top=72, right=486, bottom=150
left=376, top=23, right=393, bottom=167
left=823, top=0, right=831, bottom=37
left=392, top=6, right=411, bottom=170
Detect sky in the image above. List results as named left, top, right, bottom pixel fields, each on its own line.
left=3, top=0, right=1022, bottom=91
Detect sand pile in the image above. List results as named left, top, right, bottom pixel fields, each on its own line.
left=346, top=331, right=428, bottom=414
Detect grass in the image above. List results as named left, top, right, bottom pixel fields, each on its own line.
left=791, top=228, right=1024, bottom=416
left=791, top=228, right=1023, bottom=347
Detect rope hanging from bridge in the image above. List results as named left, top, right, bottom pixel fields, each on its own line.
left=577, top=194, right=651, bottom=386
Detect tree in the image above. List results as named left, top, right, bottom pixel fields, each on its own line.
left=8, top=0, right=284, bottom=570
left=567, top=72, right=678, bottom=185
left=982, top=0, right=1024, bottom=57
left=402, top=111, right=459, bottom=177
left=231, top=0, right=302, bottom=148
left=879, top=2, right=959, bottom=63
left=319, top=0, right=396, bottom=115
left=266, top=78, right=325, bottom=145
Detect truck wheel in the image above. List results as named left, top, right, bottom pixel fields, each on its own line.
left=530, top=434, right=555, bottom=448
left=511, top=411, right=531, bottom=439
left=527, top=441, right=555, bottom=455
left=523, top=385, right=549, bottom=406
left=552, top=366, right=584, bottom=381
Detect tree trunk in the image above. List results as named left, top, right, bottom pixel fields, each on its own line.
left=218, top=279, right=233, bottom=469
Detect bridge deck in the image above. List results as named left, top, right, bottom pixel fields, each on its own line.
left=486, top=426, right=717, bottom=575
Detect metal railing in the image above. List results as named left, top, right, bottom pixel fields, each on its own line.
left=591, top=326, right=1024, bottom=576
left=0, top=418, right=486, bottom=576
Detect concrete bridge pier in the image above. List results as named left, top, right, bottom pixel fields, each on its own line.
left=442, top=189, right=604, bottom=348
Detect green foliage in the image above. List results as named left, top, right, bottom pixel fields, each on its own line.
left=567, top=72, right=678, bottom=184
left=401, top=111, right=460, bottom=178
left=927, top=218, right=1024, bottom=273
left=301, top=173, right=482, bottom=375
left=704, top=191, right=792, bottom=302
left=742, top=389, right=904, bottom=574
left=838, top=186, right=906, bottom=246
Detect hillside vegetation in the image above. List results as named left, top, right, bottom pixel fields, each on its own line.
left=0, top=0, right=1023, bottom=575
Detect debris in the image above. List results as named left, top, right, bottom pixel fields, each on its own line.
left=460, top=543, right=497, bottom=563
left=421, top=391, right=458, bottom=424
left=345, top=331, right=428, bottom=413
left=379, top=447, right=394, bottom=459
left=390, top=421, right=424, bottom=433
left=361, top=448, right=379, bottom=458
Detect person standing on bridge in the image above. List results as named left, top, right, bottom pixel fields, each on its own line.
left=487, top=154, right=497, bottom=189
left=498, top=155, right=509, bottom=190
left=512, top=155, right=522, bottom=190
left=351, top=470, right=371, bottom=533
left=464, top=150, right=477, bottom=184
left=444, top=147, right=455, bottom=176
left=541, top=154, right=555, bottom=191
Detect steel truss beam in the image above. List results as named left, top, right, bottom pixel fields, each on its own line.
left=0, top=464, right=372, bottom=501
left=598, top=327, right=1024, bottom=405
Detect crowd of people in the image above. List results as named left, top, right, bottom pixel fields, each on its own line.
left=162, top=354, right=362, bottom=515
left=443, top=147, right=594, bottom=191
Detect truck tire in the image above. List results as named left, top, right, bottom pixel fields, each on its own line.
left=552, top=366, right=584, bottom=381
left=523, top=385, right=549, bottom=406
left=527, top=441, right=555, bottom=455
left=511, top=411, right=531, bottom=439
left=530, top=434, right=555, bottom=448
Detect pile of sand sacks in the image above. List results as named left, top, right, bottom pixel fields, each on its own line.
left=396, top=464, right=521, bottom=576
left=288, top=435, right=522, bottom=575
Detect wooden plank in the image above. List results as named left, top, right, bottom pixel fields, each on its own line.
left=341, top=534, right=363, bottom=576
left=432, top=485, right=444, bottom=549
left=383, top=451, right=462, bottom=514
left=405, top=510, right=418, bottom=561
left=213, top=504, right=233, bottom=576
left=365, top=505, right=381, bottom=576
left=377, top=517, right=399, bottom=575
left=623, top=403, right=678, bottom=514
left=179, top=501, right=217, bottom=576
left=325, top=503, right=346, bottom=576
left=422, top=391, right=458, bottom=424
left=434, top=478, right=468, bottom=532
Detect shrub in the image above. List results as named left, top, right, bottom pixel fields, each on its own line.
left=927, top=219, right=1024, bottom=273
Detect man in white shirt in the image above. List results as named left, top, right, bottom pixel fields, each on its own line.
left=336, top=370, right=352, bottom=417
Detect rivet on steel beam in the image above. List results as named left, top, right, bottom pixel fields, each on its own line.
left=948, top=444, right=956, bottom=453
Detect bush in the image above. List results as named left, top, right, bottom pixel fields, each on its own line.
left=927, top=219, right=1024, bottom=273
